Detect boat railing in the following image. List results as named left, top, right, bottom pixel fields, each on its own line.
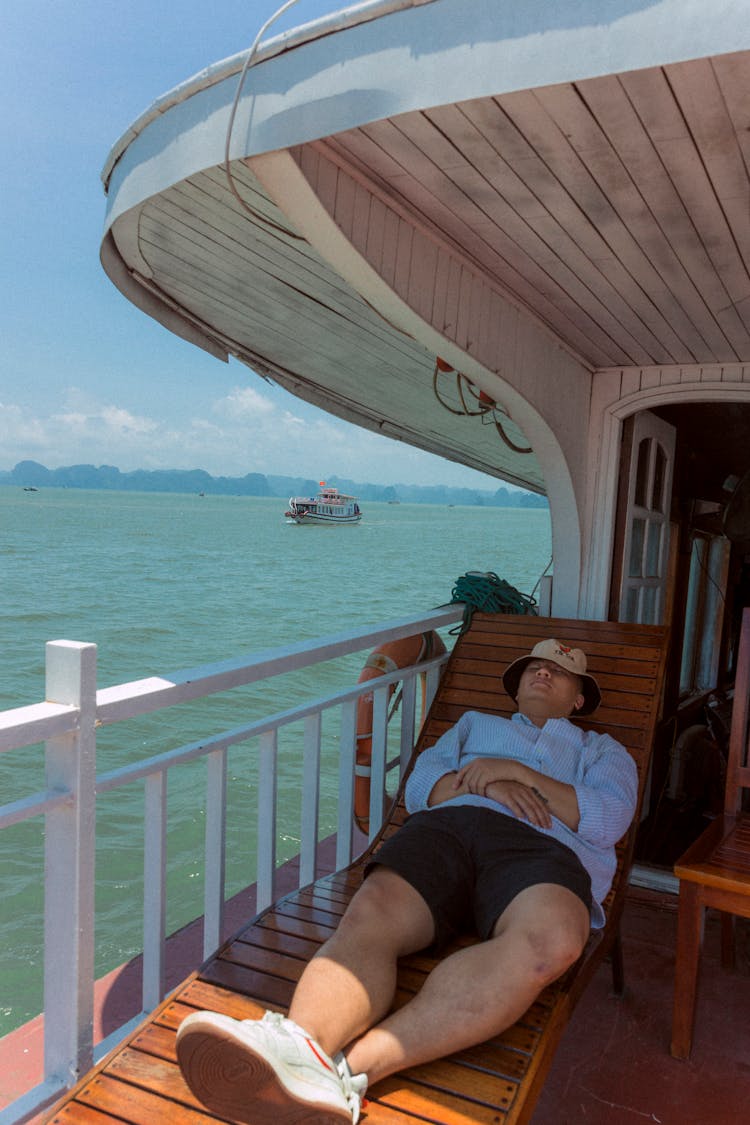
left=0, top=604, right=463, bottom=1124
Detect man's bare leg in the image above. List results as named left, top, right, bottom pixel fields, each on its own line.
left=288, top=867, right=435, bottom=1055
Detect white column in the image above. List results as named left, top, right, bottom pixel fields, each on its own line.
left=43, top=641, right=97, bottom=1087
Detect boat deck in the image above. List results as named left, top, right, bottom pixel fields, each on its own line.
left=41, top=880, right=750, bottom=1125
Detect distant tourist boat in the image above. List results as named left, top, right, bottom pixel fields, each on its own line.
left=285, top=483, right=362, bottom=525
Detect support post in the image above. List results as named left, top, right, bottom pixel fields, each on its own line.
left=43, top=641, right=97, bottom=1088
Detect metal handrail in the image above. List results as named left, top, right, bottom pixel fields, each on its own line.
left=0, top=604, right=462, bottom=1124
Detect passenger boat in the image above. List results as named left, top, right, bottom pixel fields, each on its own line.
left=3, top=2, right=750, bottom=1122
left=285, top=483, right=362, bottom=523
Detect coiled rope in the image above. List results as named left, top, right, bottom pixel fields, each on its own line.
left=447, top=571, right=538, bottom=634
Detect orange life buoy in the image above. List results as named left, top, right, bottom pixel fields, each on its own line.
left=354, top=630, right=446, bottom=834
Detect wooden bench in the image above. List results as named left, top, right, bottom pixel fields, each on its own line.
left=44, top=613, right=668, bottom=1125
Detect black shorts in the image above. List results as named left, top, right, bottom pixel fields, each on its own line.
left=365, top=806, right=592, bottom=948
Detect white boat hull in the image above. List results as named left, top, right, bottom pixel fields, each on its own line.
left=286, top=512, right=361, bottom=525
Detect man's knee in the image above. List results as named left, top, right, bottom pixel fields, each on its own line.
left=522, top=918, right=587, bottom=984
left=338, top=866, right=434, bottom=952
left=492, top=885, right=590, bottom=985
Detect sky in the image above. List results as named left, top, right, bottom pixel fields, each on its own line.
left=0, top=0, right=502, bottom=490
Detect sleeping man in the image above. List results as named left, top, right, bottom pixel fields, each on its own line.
left=176, top=637, right=637, bottom=1124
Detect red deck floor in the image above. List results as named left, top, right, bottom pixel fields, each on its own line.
left=533, top=885, right=750, bottom=1124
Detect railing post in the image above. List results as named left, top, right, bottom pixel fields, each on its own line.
left=203, top=747, right=228, bottom=958
left=142, top=771, right=167, bottom=1009
left=43, top=640, right=97, bottom=1088
left=368, top=684, right=389, bottom=838
left=300, top=712, right=322, bottom=887
left=256, top=730, right=278, bottom=912
left=336, top=700, right=357, bottom=868
left=399, top=672, right=418, bottom=776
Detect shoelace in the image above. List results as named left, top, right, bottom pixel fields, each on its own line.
left=250, top=1012, right=366, bottom=1113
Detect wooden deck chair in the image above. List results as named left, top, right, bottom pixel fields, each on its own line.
left=671, top=605, right=750, bottom=1059
left=44, top=614, right=668, bottom=1125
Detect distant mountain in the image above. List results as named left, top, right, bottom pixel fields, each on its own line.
left=1, top=461, right=548, bottom=508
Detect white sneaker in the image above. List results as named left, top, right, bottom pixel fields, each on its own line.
left=176, top=1009, right=367, bottom=1124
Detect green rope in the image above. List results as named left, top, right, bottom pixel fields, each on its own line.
left=446, top=571, right=538, bottom=634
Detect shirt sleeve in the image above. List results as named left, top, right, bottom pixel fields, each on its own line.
left=574, top=734, right=639, bottom=848
left=405, top=711, right=471, bottom=813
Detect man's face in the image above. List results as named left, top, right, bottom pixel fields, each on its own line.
left=515, top=658, right=585, bottom=719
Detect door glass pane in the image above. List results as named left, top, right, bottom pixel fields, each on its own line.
left=625, top=586, right=640, bottom=622
left=651, top=444, right=666, bottom=513
left=645, top=521, right=662, bottom=577
left=635, top=438, right=650, bottom=507
left=641, top=585, right=658, bottom=623
left=629, top=518, right=645, bottom=577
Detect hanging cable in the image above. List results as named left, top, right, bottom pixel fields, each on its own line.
left=432, top=358, right=533, bottom=453
left=493, top=415, right=533, bottom=455
left=224, top=0, right=306, bottom=240
left=530, top=556, right=553, bottom=600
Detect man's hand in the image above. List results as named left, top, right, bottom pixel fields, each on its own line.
left=427, top=757, right=580, bottom=832
left=483, top=779, right=552, bottom=828
left=455, top=756, right=580, bottom=832
left=454, top=757, right=521, bottom=795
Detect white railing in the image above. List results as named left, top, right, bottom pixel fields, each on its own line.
left=0, top=604, right=462, bottom=1124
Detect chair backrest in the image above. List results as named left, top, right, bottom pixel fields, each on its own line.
left=725, top=606, right=750, bottom=814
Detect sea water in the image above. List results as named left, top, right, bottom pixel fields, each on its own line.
left=0, top=486, right=551, bottom=1033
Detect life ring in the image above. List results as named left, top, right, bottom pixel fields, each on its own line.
left=354, top=630, right=446, bottom=833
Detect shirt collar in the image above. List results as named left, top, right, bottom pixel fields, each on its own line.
left=512, top=711, right=575, bottom=732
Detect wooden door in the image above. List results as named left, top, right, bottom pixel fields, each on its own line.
left=616, top=411, right=676, bottom=625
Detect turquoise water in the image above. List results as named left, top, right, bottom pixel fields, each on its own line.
left=0, top=486, right=551, bottom=1032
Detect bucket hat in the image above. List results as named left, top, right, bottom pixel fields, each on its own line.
left=502, top=638, right=602, bottom=715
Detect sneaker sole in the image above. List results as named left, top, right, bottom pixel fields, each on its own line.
left=176, top=1013, right=354, bottom=1125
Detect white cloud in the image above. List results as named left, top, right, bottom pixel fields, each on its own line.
left=212, top=385, right=276, bottom=421
left=0, top=385, right=500, bottom=489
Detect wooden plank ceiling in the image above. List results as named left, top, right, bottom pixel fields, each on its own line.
left=325, top=52, right=750, bottom=370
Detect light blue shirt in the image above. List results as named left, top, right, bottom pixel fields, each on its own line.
left=404, top=710, right=638, bottom=928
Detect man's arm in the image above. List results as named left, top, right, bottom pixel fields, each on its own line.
left=404, top=714, right=468, bottom=813
left=453, top=757, right=580, bottom=831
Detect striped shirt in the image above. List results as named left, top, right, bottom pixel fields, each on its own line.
left=405, top=710, right=638, bottom=928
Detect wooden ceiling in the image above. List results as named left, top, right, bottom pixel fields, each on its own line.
left=324, top=52, right=750, bottom=370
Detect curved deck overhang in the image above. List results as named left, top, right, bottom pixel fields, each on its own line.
left=102, top=0, right=750, bottom=218
left=101, top=0, right=750, bottom=616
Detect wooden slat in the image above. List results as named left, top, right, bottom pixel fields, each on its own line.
left=49, top=1107, right=117, bottom=1125
left=613, top=67, right=748, bottom=358
left=456, top=93, right=706, bottom=364
left=424, top=101, right=680, bottom=363
left=77, top=1064, right=208, bottom=1122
